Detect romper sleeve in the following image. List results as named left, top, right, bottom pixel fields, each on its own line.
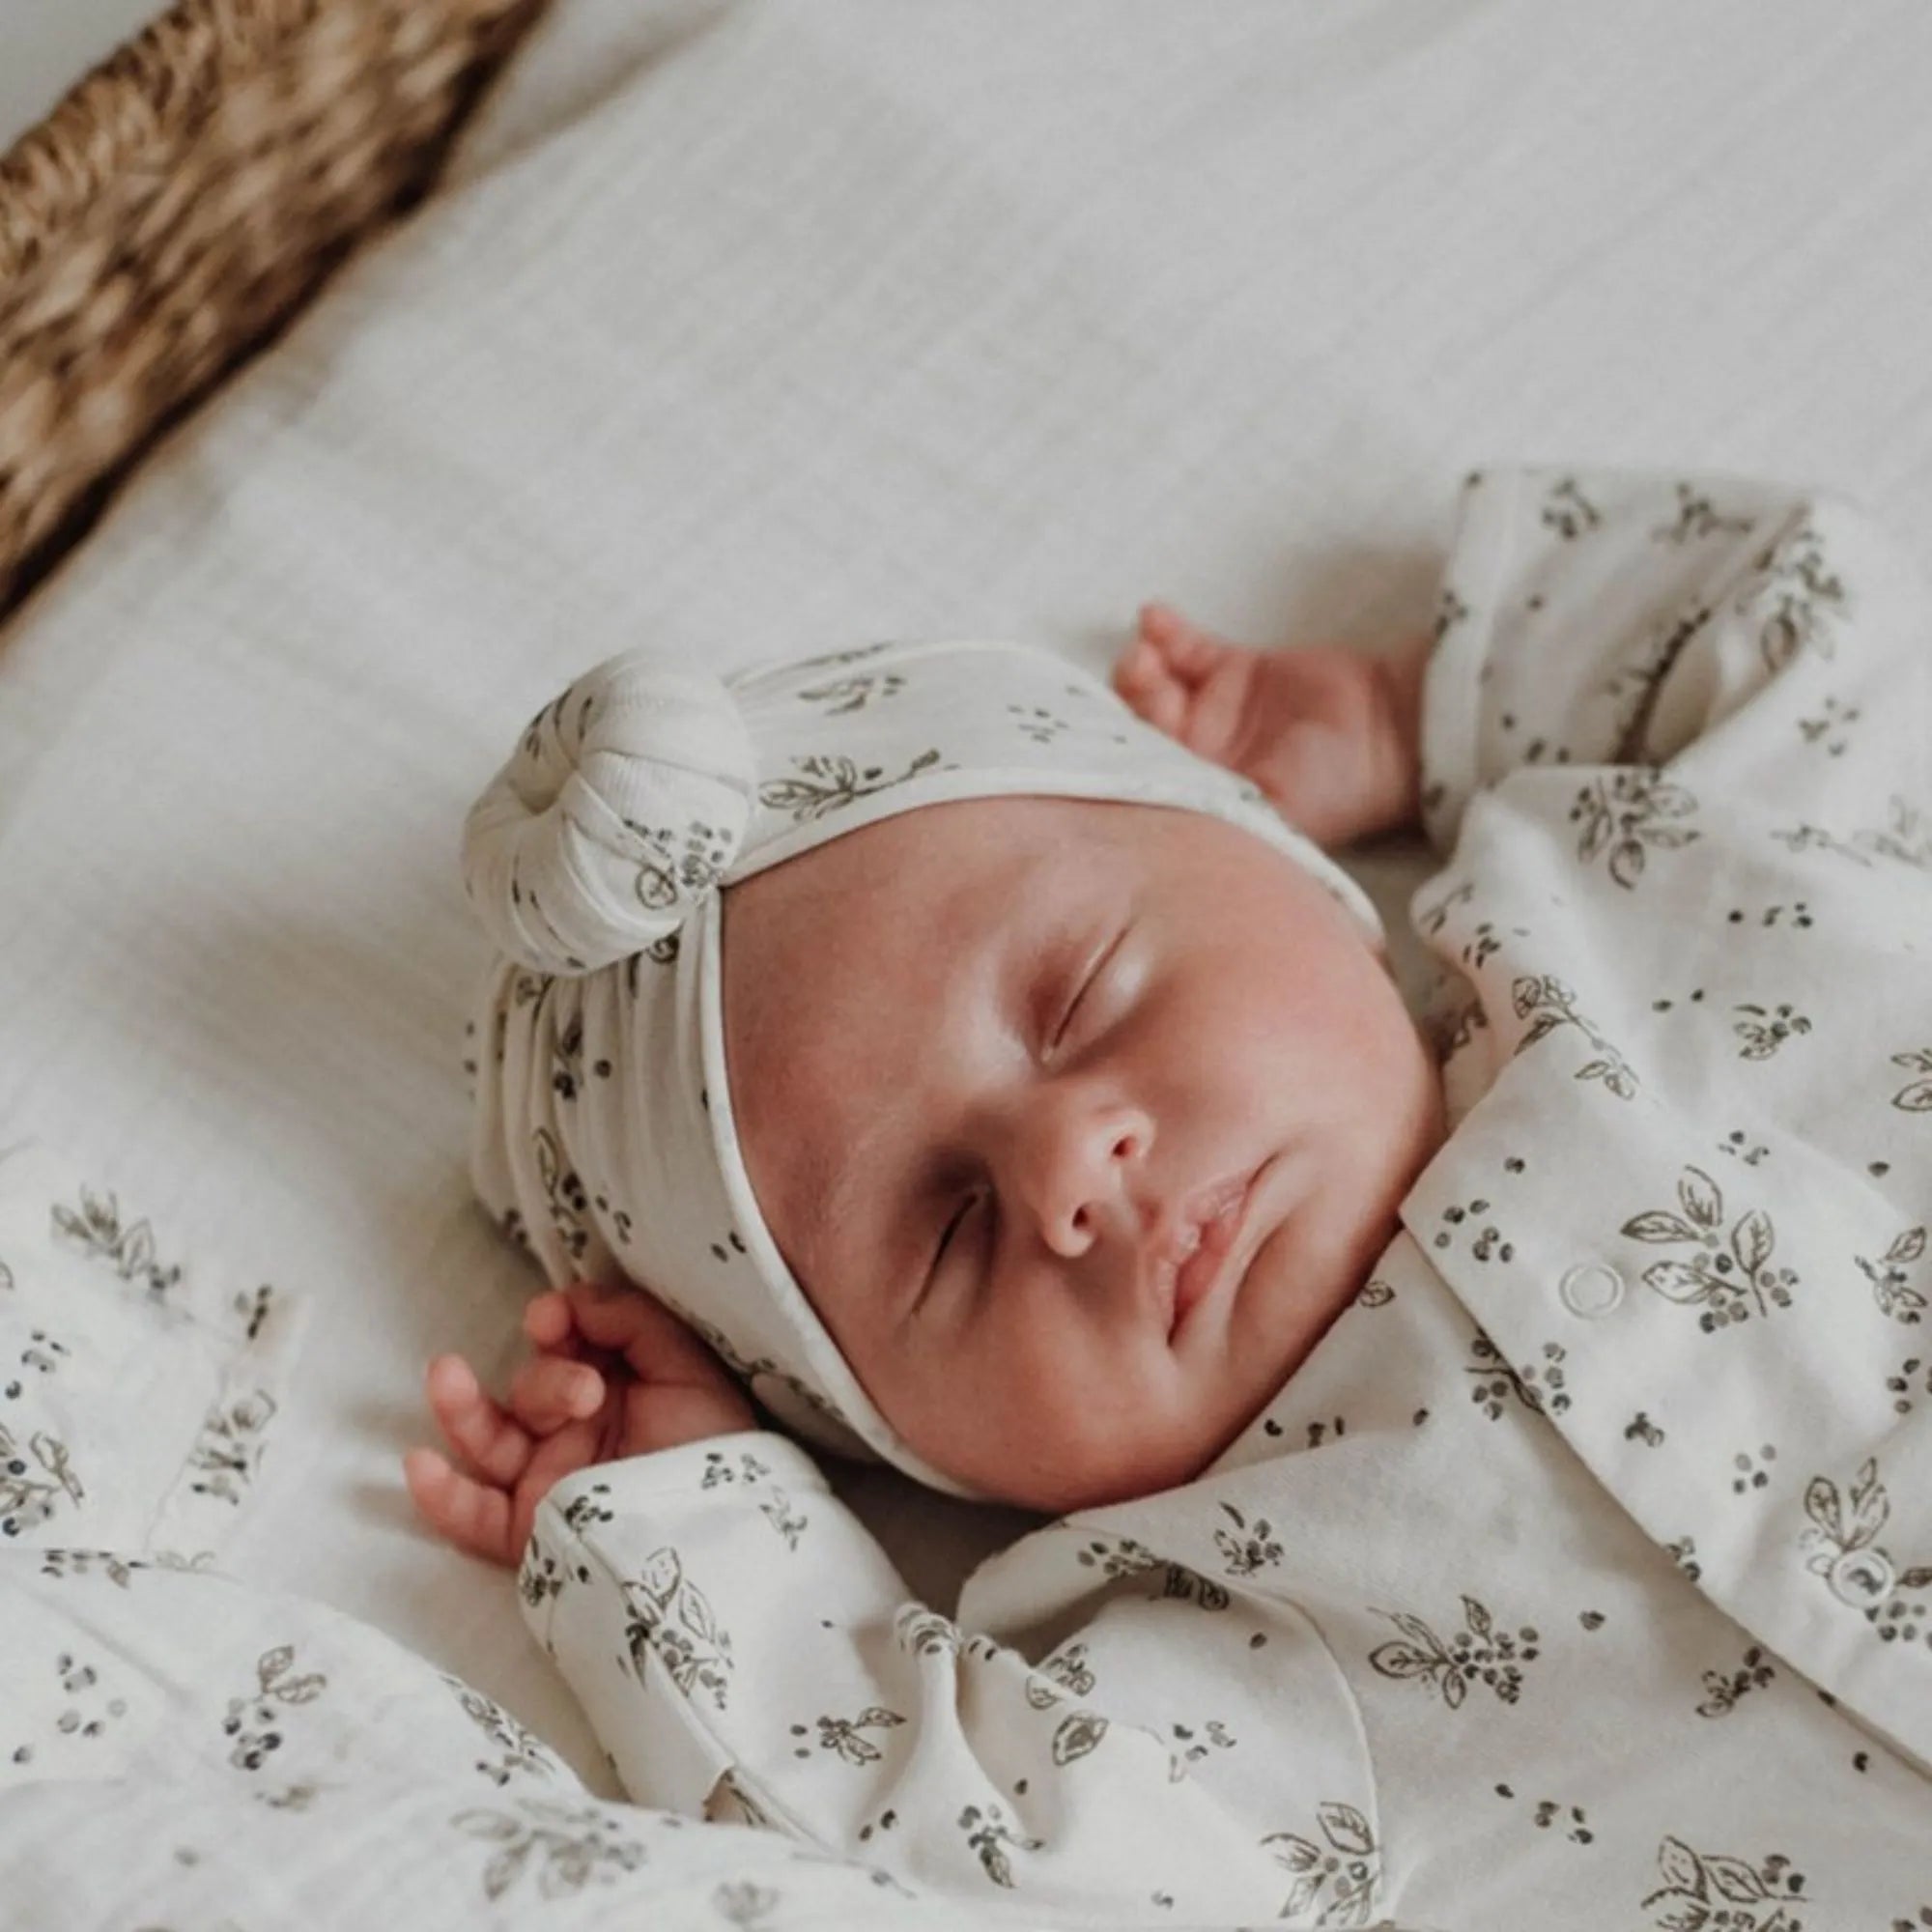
left=1419, top=465, right=1932, bottom=857
left=521, top=1435, right=1380, bottom=1923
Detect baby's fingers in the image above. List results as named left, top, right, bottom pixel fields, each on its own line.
left=1135, top=602, right=1226, bottom=681
left=425, top=1353, right=531, bottom=1487
left=524, top=1289, right=582, bottom=1352
left=508, top=1353, right=606, bottom=1436
left=565, top=1282, right=728, bottom=1386
left=403, top=1447, right=518, bottom=1567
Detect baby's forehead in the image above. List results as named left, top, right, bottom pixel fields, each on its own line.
left=726, top=796, right=1152, bottom=1053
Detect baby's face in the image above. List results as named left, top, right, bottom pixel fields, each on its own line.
left=723, top=796, right=1445, bottom=1512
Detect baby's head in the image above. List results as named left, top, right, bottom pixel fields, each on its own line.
left=466, top=642, right=1443, bottom=1513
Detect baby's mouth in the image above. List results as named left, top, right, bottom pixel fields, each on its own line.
left=1162, top=1165, right=1262, bottom=1340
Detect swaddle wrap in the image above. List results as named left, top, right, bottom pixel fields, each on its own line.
left=465, top=639, right=1384, bottom=1494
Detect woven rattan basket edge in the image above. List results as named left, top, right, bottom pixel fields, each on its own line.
left=0, top=0, right=551, bottom=626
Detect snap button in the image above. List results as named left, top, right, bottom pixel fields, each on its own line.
left=1558, top=1262, right=1625, bottom=1319
left=1828, top=1548, right=1893, bottom=1609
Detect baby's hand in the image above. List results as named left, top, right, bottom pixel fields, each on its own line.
left=1115, top=603, right=1428, bottom=848
left=404, top=1282, right=756, bottom=1567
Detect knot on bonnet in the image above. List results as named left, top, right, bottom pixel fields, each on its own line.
left=464, top=659, right=757, bottom=976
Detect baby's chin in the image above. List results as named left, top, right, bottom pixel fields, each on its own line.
left=917, top=1369, right=1278, bottom=1514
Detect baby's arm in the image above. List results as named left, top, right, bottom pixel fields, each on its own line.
left=1125, top=470, right=1931, bottom=866
left=521, top=1444, right=1359, bottom=1918
left=1122, top=470, right=1930, bottom=864
left=1116, top=602, right=1429, bottom=849
left=409, top=1296, right=1375, bottom=1920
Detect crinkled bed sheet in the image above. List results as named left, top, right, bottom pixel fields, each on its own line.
left=1, top=0, right=1929, bottom=1825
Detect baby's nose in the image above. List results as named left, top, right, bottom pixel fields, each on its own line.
left=1027, top=1104, right=1152, bottom=1257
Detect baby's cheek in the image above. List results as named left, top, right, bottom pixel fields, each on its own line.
left=937, top=1331, right=1186, bottom=1513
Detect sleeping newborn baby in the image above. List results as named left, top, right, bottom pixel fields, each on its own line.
left=411, top=466, right=1932, bottom=1926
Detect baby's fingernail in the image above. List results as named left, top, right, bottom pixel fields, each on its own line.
left=426, top=1355, right=471, bottom=1398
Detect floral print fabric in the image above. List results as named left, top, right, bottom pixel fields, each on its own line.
left=0, top=1139, right=306, bottom=1562
left=520, top=468, right=1932, bottom=1926
left=0, top=1549, right=1013, bottom=1931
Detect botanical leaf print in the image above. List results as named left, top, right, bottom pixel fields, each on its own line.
left=1567, top=768, right=1700, bottom=890
left=757, top=1489, right=809, bottom=1549
left=4, top=1323, right=69, bottom=1401
left=548, top=1009, right=584, bottom=1101
left=789, top=1705, right=905, bottom=1768
left=1212, top=1502, right=1284, bottom=1577
left=1773, top=795, right=1932, bottom=871
left=798, top=671, right=904, bottom=714
left=0, top=1644, right=130, bottom=1776
left=221, top=1644, right=326, bottom=1773
left=1368, top=1596, right=1540, bottom=1708
left=621, top=1549, right=733, bottom=1710
left=699, top=1449, right=771, bottom=1489
left=1620, top=1166, right=1798, bottom=1329
left=1885, top=1354, right=1932, bottom=1415
left=1731, top=1002, right=1812, bottom=1061
left=1797, top=1458, right=1929, bottom=1597
left=619, top=816, right=732, bottom=913
left=1855, top=1226, right=1928, bottom=1324
left=1890, top=1047, right=1932, bottom=1113
left=697, top=1449, right=809, bottom=1548
left=1747, top=516, right=1846, bottom=670
left=1652, top=483, right=1754, bottom=545
left=518, top=1536, right=576, bottom=1611
left=1050, top=1712, right=1108, bottom=1766
left=895, top=1606, right=964, bottom=1659
left=1073, top=1535, right=1160, bottom=1582
left=1072, top=1536, right=1231, bottom=1608
left=0, top=1421, right=82, bottom=1537
left=1511, top=974, right=1637, bottom=1097
left=1415, top=877, right=1475, bottom=939
left=440, top=1675, right=564, bottom=1786
left=1007, top=703, right=1068, bottom=745
left=1695, top=1645, right=1776, bottom=1719
left=48, top=1186, right=181, bottom=1297
left=756, top=748, right=943, bottom=823
left=1433, top=582, right=1470, bottom=643
left=1167, top=1718, right=1236, bottom=1765
left=1795, top=692, right=1861, bottom=756
left=1262, top=1800, right=1380, bottom=1926
left=452, top=1798, right=646, bottom=1902
left=1539, top=474, right=1603, bottom=539
left=790, top=641, right=896, bottom=671
left=1640, top=1833, right=1809, bottom=1931
left=1464, top=1333, right=1569, bottom=1419
left=956, top=1802, right=1041, bottom=1889
left=1023, top=1640, right=1095, bottom=1710
left=38, top=1547, right=143, bottom=1588
left=185, top=1390, right=277, bottom=1504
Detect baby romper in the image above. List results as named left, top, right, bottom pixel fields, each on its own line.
left=521, top=466, right=1932, bottom=1927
